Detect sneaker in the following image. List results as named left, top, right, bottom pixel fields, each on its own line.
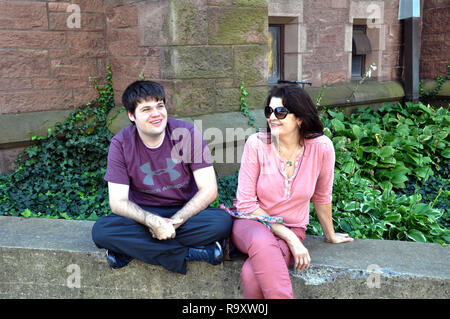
left=106, top=250, right=133, bottom=269
left=185, top=241, right=224, bottom=265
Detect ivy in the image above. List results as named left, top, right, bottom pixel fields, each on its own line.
left=239, top=81, right=259, bottom=132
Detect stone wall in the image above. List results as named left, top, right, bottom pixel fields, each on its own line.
left=420, top=0, right=450, bottom=79
left=0, top=0, right=268, bottom=117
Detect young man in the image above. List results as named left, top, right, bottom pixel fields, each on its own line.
left=92, top=80, right=232, bottom=274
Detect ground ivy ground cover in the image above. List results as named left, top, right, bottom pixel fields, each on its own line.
left=0, top=68, right=448, bottom=244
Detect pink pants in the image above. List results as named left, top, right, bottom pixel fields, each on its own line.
left=231, top=219, right=306, bottom=299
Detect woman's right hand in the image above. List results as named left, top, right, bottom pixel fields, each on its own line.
left=287, top=235, right=311, bottom=271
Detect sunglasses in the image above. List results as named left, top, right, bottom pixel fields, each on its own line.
left=264, top=106, right=291, bottom=119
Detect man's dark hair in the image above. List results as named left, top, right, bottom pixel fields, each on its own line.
left=122, top=80, right=166, bottom=116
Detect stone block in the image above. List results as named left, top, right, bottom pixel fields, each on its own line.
left=321, top=71, right=347, bottom=85
left=0, top=89, right=74, bottom=114
left=0, top=31, right=66, bottom=49
left=72, top=0, right=105, bottom=13
left=138, top=0, right=208, bottom=46
left=171, top=79, right=216, bottom=116
left=233, top=45, right=268, bottom=86
left=233, top=0, right=267, bottom=7
left=0, top=109, right=73, bottom=145
left=269, top=0, right=303, bottom=17
left=0, top=1, right=48, bottom=30
left=0, top=79, right=33, bottom=91
left=137, top=0, right=170, bottom=46
left=0, top=49, right=49, bottom=78
left=166, top=0, right=208, bottom=45
left=66, top=32, right=107, bottom=58
left=109, top=57, right=161, bottom=91
left=208, top=7, right=267, bottom=45
left=161, top=46, right=233, bottom=79
left=50, top=59, right=100, bottom=78
left=208, top=0, right=233, bottom=5
left=106, top=4, right=138, bottom=28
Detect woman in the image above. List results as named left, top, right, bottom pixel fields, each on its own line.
left=231, top=85, right=353, bottom=299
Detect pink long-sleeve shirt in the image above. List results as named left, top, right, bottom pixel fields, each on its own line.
left=236, top=132, right=335, bottom=230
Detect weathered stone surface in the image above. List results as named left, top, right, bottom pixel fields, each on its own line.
left=138, top=0, right=208, bottom=46
left=0, top=216, right=448, bottom=299
left=0, top=110, right=74, bottom=145
left=167, top=0, right=208, bottom=45
left=106, top=4, right=138, bottom=29
left=0, top=31, right=67, bottom=49
left=171, top=79, right=216, bottom=116
left=162, top=46, right=233, bottom=79
left=208, top=7, right=268, bottom=45
left=233, top=45, right=268, bottom=85
left=66, top=32, right=107, bottom=58
left=0, top=1, right=48, bottom=30
left=0, top=49, right=49, bottom=78
left=0, top=90, right=74, bottom=114
left=137, top=0, right=170, bottom=46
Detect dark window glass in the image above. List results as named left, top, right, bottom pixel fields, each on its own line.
left=268, top=25, right=282, bottom=84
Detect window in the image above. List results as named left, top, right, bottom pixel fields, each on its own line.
left=351, top=26, right=372, bottom=80
left=268, top=25, right=284, bottom=84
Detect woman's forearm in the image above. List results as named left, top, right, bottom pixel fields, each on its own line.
left=313, top=203, right=335, bottom=242
left=251, top=208, right=299, bottom=245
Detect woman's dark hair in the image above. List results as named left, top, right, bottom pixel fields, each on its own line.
left=265, top=84, right=324, bottom=143
left=122, top=80, right=166, bottom=116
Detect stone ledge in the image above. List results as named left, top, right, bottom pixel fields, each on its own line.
left=3, top=80, right=448, bottom=150
left=1, top=216, right=449, bottom=299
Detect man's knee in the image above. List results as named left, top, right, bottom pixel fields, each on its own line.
left=91, top=217, right=109, bottom=248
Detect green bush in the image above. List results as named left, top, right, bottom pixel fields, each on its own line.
left=308, top=102, right=449, bottom=244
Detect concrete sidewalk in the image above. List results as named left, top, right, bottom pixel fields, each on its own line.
left=0, top=216, right=449, bottom=298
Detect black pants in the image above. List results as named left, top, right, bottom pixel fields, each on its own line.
left=91, top=205, right=232, bottom=274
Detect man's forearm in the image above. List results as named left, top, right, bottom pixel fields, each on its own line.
left=111, top=199, right=162, bottom=229
left=171, top=188, right=216, bottom=225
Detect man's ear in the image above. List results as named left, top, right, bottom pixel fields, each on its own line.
left=127, top=111, right=135, bottom=122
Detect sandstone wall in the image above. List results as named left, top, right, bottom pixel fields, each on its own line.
left=420, top=0, right=450, bottom=79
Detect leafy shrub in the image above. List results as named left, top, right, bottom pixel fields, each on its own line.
left=307, top=102, right=450, bottom=244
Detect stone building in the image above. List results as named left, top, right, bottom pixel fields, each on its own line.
left=0, top=0, right=449, bottom=174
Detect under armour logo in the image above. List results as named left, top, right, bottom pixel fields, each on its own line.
left=140, top=158, right=181, bottom=186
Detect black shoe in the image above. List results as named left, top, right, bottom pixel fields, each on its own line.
left=185, top=242, right=224, bottom=265
left=106, top=250, right=133, bottom=269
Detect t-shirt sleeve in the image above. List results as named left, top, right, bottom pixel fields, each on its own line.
left=236, top=134, right=261, bottom=214
left=104, top=137, right=130, bottom=185
left=311, top=138, right=335, bottom=205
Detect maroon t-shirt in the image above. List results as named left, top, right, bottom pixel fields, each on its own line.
left=104, top=118, right=213, bottom=206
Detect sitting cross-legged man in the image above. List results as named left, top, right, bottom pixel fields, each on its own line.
left=92, top=80, right=232, bottom=274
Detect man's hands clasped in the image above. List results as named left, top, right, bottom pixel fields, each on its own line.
left=148, top=216, right=183, bottom=240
